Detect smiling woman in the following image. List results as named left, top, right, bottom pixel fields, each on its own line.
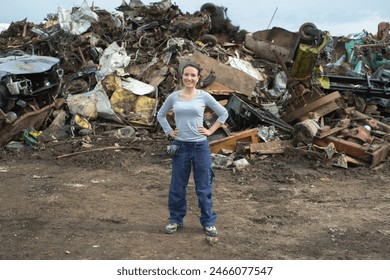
left=156, top=61, right=228, bottom=237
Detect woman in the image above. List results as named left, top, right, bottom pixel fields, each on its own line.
left=157, top=62, right=228, bottom=237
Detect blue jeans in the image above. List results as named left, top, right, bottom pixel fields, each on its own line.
left=168, top=140, right=216, bottom=227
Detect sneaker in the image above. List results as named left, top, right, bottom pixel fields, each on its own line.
left=204, top=226, right=218, bottom=237
left=164, top=222, right=182, bottom=234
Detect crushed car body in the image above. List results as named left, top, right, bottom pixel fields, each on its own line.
left=0, top=51, right=63, bottom=147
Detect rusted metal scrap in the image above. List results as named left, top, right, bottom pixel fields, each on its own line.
left=0, top=0, right=389, bottom=170
left=0, top=98, right=64, bottom=148
left=304, top=107, right=390, bottom=167
left=0, top=1, right=246, bottom=146
left=314, top=135, right=389, bottom=168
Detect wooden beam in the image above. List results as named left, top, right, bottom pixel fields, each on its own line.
left=250, top=140, right=293, bottom=154
left=57, top=146, right=142, bottom=159
left=209, top=128, right=259, bottom=153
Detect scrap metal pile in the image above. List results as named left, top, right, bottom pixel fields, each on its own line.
left=0, top=0, right=389, bottom=168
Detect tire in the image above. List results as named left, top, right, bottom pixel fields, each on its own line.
left=200, top=3, right=217, bottom=15
left=198, top=34, right=218, bottom=47
left=299, top=22, right=317, bottom=41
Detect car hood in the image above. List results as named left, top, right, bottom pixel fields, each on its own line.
left=0, top=54, right=60, bottom=78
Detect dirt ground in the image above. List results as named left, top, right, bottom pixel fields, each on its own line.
left=0, top=133, right=389, bottom=260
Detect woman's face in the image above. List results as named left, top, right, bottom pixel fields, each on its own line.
left=182, top=66, right=199, bottom=88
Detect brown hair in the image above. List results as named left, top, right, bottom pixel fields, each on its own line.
left=181, top=61, right=201, bottom=76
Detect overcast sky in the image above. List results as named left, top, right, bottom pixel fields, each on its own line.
left=0, top=0, right=389, bottom=36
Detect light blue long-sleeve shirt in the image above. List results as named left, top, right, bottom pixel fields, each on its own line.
left=157, top=89, right=229, bottom=142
